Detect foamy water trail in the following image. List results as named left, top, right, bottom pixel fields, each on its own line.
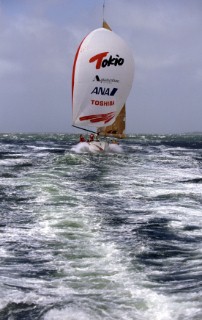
left=0, top=134, right=201, bottom=319
left=71, top=141, right=123, bottom=153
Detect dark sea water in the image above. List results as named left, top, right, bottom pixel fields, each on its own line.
left=0, top=133, right=202, bottom=320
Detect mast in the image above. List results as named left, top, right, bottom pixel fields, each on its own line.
left=102, top=0, right=112, bottom=30
left=97, top=1, right=126, bottom=139
left=103, top=0, right=105, bottom=25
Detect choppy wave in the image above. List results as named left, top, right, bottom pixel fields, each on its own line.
left=71, top=141, right=123, bottom=153
left=0, top=133, right=201, bottom=320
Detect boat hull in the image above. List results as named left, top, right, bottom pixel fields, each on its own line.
left=88, top=141, right=109, bottom=153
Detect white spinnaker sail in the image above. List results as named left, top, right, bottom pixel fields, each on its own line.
left=72, top=28, right=134, bottom=127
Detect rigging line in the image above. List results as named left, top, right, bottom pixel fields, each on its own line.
left=72, top=125, right=97, bottom=134
left=72, top=125, right=119, bottom=140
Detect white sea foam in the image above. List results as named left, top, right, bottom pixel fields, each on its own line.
left=1, top=134, right=201, bottom=320
left=71, top=142, right=123, bottom=153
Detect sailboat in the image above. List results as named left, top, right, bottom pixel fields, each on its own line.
left=72, top=17, right=134, bottom=152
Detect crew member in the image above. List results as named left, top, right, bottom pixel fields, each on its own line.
left=80, top=134, right=85, bottom=142
left=89, top=134, right=94, bottom=142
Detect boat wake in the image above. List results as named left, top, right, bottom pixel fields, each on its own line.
left=71, top=142, right=123, bottom=153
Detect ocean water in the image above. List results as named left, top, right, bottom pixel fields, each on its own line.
left=0, top=133, right=201, bottom=320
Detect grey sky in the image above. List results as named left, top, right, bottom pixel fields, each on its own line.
left=0, top=0, right=201, bottom=134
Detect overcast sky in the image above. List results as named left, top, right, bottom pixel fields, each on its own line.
left=0, top=0, right=201, bottom=134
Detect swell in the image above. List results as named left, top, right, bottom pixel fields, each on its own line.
left=0, top=134, right=202, bottom=320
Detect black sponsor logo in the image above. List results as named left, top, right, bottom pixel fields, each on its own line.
left=93, top=75, right=119, bottom=84
left=91, top=87, right=118, bottom=96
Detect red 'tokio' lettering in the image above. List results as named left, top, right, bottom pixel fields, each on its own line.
left=89, top=52, right=108, bottom=69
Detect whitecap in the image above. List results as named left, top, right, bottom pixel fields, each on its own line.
left=71, top=142, right=123, bottom=154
